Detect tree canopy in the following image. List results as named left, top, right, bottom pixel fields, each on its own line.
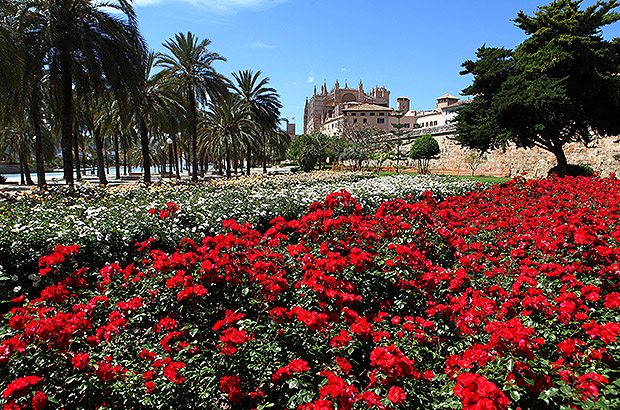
left=455, top=0, right=620, bottom=175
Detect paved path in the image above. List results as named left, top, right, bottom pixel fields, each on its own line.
left=0, top=166, right=293, bottom=194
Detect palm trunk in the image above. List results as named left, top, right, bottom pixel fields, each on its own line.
left=139, top=115, right=151, bottom=183
left=246, top=147, right=251, bottom=175
left=225, top=147, right=231, bottom=178
left=173, top=135, right=180, bottom=179
left=19, top=146, right=34, bottom=185
left=81, top=148, right=87, bottom=175
left=30, top=94, right=46, bottom=188
left=262, top=136, right=267, bottom=173
left=188, top=89, right=198, bottom=182
left=114, top=130, right=121, bottom=180
left=60, top=49, right=74, bottom=185
left=94, top=124, right=107, bottom=185
left=73, top=129, right=81, bottom=181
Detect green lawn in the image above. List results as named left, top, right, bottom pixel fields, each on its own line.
left=376, top=170, right=512, bottom=185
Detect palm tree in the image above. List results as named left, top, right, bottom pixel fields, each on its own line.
left=0, top=1, right=22, bottom=99
left=199, top=96, right=253, bottom=178
left=232, top=70, right=282, bottom=174
left=156, top=32, right=228, bottom=182
left=1, top=4, right=51, bottom=187
left=15, top=0, right=145, bottom=185
left=130, top=51, right=185, bottom=183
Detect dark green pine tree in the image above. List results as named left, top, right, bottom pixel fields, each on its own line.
left=455, top=0, right=620, bottom=176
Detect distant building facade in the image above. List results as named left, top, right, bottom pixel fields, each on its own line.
left=303, top=80, right=469, bottom=136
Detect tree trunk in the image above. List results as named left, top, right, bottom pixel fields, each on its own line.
left=188, top=88, right=198, bottom=182
left=173, top=135, right=180, bottom=179
left=226, top=148, right=231, bottom=178
left=19, top=146, right=34, bottom=185
left=94, top=124, right=107, bottom=185
left=246, top=147, right=251, bottom=175
left=19, top=156, right=24, bottom=185
left=139, top=115, right=151, bottom=183
left=114, top=131, right=121, bottom=180
left=81, top=148, right=87, bottom=176
left=105, top=147, right=109, bottom=175
left=73, top=129, right=81, bottom=181
left=551, top=143, right=569, bottom=176
left=30, top=94, right=46, bottom=188
left=60, top=49, right=74, bottom=185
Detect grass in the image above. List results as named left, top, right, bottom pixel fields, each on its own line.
left=375, top=170, right=512, bottom=185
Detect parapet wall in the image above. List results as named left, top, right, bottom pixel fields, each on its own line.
left=399, top=134, right=620, bottom=177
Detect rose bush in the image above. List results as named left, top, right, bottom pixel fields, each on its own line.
left=2, top=176, right=619, bottom=409
left=0, top=172, right=484, bottom=304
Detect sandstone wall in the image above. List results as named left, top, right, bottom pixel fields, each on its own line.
left=398, top=134, right=620, bottom=177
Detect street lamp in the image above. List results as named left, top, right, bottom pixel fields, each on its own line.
left=167, top=138, right=173, bottom=179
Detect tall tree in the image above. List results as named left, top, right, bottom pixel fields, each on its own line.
left=156, top=32, right=228, bottom=182
left=455, top=0, right=620, bottom=175
left=232, top=70, right=282, bottom=174
left=16, top=0, right=145, bottom=185
left=200, top=96, right=253, bottom=178
left=130, top=51, right=184, bottom=183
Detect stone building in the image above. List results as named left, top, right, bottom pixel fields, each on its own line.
left=303, top=81, right=469, bottom=136
left=303, top=80, right=391, bottom=135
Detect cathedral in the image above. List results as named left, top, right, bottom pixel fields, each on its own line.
left=303, top=80, right=390, bottom=134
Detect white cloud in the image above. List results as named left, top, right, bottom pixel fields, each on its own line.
left=249, top=42, right=274, bottom=48
left=307, top=71, right=315, bottom=83
left=134, top=0, right=289, bottom=13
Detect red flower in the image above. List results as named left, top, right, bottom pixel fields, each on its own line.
left=453, top=373, right=510, bottom=410
left=32, top=391, right=47, bottom=410
left=145, top=381, right=156, bottom=393
left=387, top=385, right=406, bottom=404
left=220, top=375, right=243, bottom=403
left=3, top=375, right=43, bottom=399
left=72, top=353, right=89, bottom=370
left=163, top=361, right=186, bottom=384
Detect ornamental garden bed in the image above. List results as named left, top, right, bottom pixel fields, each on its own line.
left=1, top=175, right=620, bottom=409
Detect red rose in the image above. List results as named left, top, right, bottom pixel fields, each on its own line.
left=3, top=375, right=43, bottom=399
left=72, top=353, right=89, bottom=370
left=387, top=385, right=406, bottom=404
left=32, top=391, right=48, bottom=410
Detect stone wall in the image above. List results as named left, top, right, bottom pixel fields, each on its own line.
left=397, top=134, right=620, bottom=177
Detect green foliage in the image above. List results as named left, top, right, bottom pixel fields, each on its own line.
left=455, top=0, right=620, bottom=176
left=339, top=146, right=368, bottom=170
left=285, top=134, right=328, bottom=172
left=408, top=135, right=440, bottom=174
left=464, top=151, right=488, bottom=176
left=548, top=163, right=594, bottom=177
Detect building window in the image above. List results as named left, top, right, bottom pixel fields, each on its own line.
left=353, top=119, right=357, bottom=123
left=369, top=113, right=375, bottom=116
left=404, top=124, right=410, bottom=128
left=379, top=113, right=385, bottom=116
left=363, top=118, right=367, bottom=123
left=434, top=121, right=438, bottom=126
left=351, top=113, right=356, bottom=116
left=360, top=113, right=365, bottom=116
left=377, top=118, right=385, bottom=124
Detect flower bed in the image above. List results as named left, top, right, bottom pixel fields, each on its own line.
left=0, top=172, right=484, bottom=302
left=2, top=176, right=620, bottom=409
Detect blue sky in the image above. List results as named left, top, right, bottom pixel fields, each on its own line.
left=133, top=0, right=620, bottom=132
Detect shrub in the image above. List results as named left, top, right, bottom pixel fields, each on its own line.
left=548, top=163, right=594, bottom=177
left=2, top=177, right=620, bottom=409
left=408, top=135, right=440, bottom=174
left=0, top=176, right=6, bottom=184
